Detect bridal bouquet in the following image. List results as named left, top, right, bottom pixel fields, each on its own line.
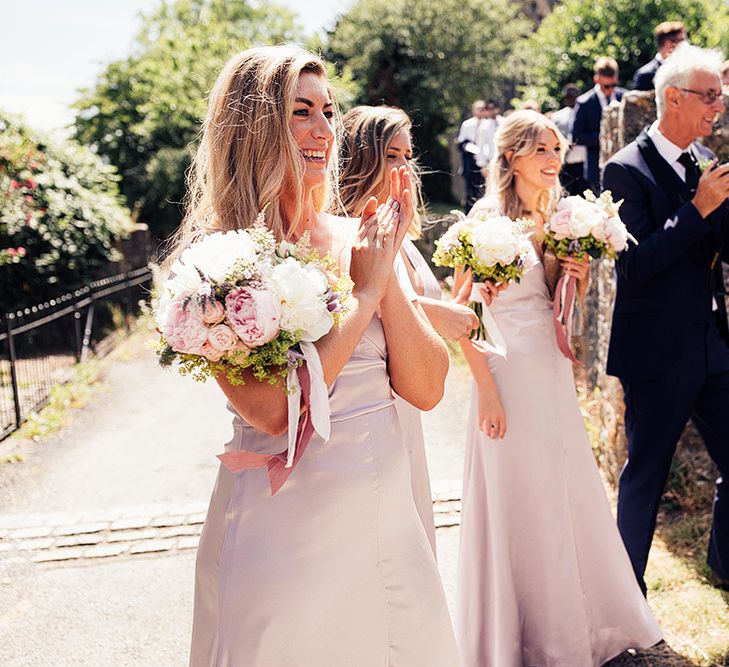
left=154, top=210, right=352, bottom=494
left=544, top=189, right=633, bottom=260
left=433, top=209, right=534, bottom=354
left=543, top=190, right=635, bottom=362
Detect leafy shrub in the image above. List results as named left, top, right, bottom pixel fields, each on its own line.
left=0, top=111, right=135, bottom=312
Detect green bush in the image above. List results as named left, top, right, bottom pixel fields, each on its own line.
left=0, top=111, right=135, bottom=312
left=520, top=0, right=729, bottom=110
left=325, top=0, right=531, bottom=202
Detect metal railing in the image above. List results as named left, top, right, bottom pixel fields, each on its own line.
left=0, top=267, right=153, bottom=440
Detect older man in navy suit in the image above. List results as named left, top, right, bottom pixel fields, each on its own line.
left=573, top=57, right=625, bottom=193
left=603, top=44, right=729, bottom=594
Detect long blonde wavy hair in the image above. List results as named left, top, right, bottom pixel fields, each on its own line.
left=487, top=110, right=567, bottom=221
left=339, top=105, right=424, bottom=239
left=167, top=45, right=341, bottom=263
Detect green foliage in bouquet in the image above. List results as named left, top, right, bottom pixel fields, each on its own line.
left=156, top=331, right=298, bottom=387
left=0, top=111, right=135, bottom=312
left=543, top=234, right=606, bottom=261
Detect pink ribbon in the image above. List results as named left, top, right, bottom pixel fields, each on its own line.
left=217, top=363, right=315, bottom=496
left=553, top=274, right=579, bottom=364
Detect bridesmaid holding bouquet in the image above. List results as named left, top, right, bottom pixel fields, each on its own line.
left=340, top=104, right=480, bottom=553
left=167, top=47, right=459, bottom=666
left=455, top=110, right=662, bottom=666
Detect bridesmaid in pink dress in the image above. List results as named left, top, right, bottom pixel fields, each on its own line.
left=455, top=110, right=662, bottom=666
left=175, top=47, right=459, bottom=666
left=340, top=105, right=480, bottom=553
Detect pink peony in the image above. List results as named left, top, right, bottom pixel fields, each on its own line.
left=163, top=300, right=209, bottom=355
left=548, top=209, right=573, bottom=240
left=200, top=340, right=224, bottom=362
left=201, top=298, right=226, bottom=325
left=225, top=286, right=281, bottom=348
left=207, top=323, right=237, bottom=351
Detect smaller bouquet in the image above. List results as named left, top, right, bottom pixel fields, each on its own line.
left=433, top=209, right=535, bottom=355
left=544, top=189, right=633, bottom=260
left=544, top=189, right=635, bottom=362
left=154, top=209, right=352, bottom=494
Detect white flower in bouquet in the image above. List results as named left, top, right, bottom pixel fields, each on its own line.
left=269, top=257, right=333, bottom=342
left=166, top=258, right=204, bottom=298
left=470, top=215, right=523, bottom=271
left=182, top=229, right=260, bottom=283
left=604, top=214, right=630, bottom=252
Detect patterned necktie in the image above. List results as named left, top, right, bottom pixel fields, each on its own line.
left=677, top=151, right=700, bottom=194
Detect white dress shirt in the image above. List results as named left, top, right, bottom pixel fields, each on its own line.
left=594, top=84, right=616, bottom=109
left=457, top=116, right=480, bottom=145
left=647, top=121, right=699, bottom=181
left=475, top=116, right=502, bottom=167
left=551, top=105, right=587, bottom=164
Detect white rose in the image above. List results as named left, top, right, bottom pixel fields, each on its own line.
left=179, top=230, right=258, bottom=283
left=166, top=258, right=203, bottom=298
left=568, top=203, right=598, bottom=238
left=471, top=216, right=520, bottom=266
left=268, top=258, right=333, bottom=341
left=605, top=215, right=630, bottom=252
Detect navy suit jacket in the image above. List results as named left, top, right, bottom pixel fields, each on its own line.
left=573, top=87, right=625, bottom=189
left=603, top=130, right=729, bottom=380
left=632, top=58, right=661, bottom=91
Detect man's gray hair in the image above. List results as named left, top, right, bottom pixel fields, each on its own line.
left=655, top=43, right=724, bottom=119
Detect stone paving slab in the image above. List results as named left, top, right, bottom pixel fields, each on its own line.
left=0, top=491, right=463, bottom=564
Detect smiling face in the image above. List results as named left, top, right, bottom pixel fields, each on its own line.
left=289, top=72, right=335, bottom=192
left=673, top=70, right=725, bottom=139
left=371, top=127, right=413, bottom=203
left=512, top=129, right=562, bottom=192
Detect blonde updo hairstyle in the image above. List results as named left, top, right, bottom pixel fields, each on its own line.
left=487, top=109, right=567, bottom=221
left=169, top=45, right=341, bottom=262
left=339, top=105, right=425, bottom=239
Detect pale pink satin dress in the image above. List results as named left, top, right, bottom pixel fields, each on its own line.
left=456, top=248, right=662, bottom=666
left=394, top=238, right=443, bottom=555
left=189, top=257, right=459, bottom=665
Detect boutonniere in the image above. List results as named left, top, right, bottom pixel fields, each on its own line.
left=697, top=157, right=715, bottom=174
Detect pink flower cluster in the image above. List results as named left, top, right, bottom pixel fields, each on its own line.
left=547, top=195, right=630, bottom=253
left=161, top=286, right=282, bottom=362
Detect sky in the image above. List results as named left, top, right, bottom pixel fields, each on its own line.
left=1, top=0, right=350, bottom=133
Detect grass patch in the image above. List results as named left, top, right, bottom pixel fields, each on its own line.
left=646, top=514, right=729, bottom=666
left=11, top=361, right=102, bottom=443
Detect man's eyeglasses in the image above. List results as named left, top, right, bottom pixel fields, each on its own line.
left=601, top=84, right=617, bottom=90
left=679, top=87, right=724, bottom=105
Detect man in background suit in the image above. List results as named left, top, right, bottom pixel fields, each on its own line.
left=603, top=44, right=729, bottom=595
left=551, top=83, right=588, bottom=195
left=633, top=21, right=687, bottom=91
left=457, top=100, right=488, bottom=213
left=573, top=57, right=625, bottom=193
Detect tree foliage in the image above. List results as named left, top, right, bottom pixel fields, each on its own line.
left=520, top=0, right=729, bottom=110
left=73, top=0, right=303, bottom=240
left=0, top=111, right=135, bottom=312
left=326, top=0, right=531, bottom=200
